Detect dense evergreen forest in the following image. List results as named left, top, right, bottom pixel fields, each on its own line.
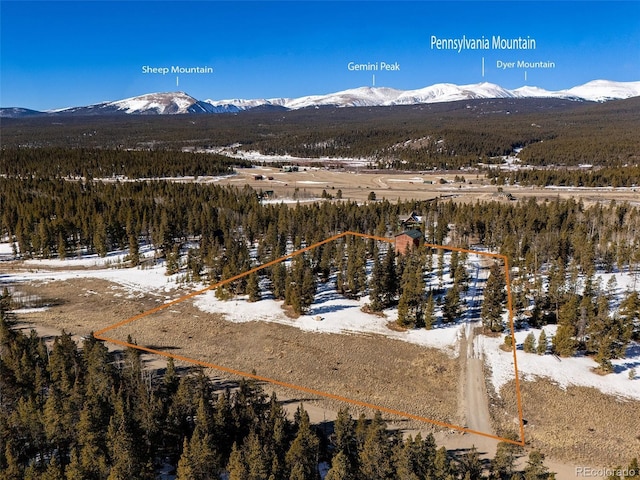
left=489, top=165, right=640, bottom=188
left=0, top=148, right=250, bottom=179
left=2, top=96, right=639, bottom=169
left=2, top=298, right=579, bottom=480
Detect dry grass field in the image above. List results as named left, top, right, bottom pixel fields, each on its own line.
left=489, top=378, right=640, bottom=467
left=214, top=166, right=640, bottom=206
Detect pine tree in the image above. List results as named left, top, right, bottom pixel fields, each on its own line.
left=107, top=393, right=141, bottom=480
left=547, top=257, right=566, bottom=321
left=285, top=254, right=316, bottom=315
left=271, top=262, right=287, bottom=300
left=57, top=231, right=67, bottom=260
left=523, top=450, right=550, bottom=480
left=619, top=290, right=639, bottom=341
left=537, top=330, right=547, bottom=355
left=39, top=456, right=62, bottom=480
left=457, top=446, right=482, bottom=480
left=65, top=448, right=85, bottom=480
left=381, top=247, right=398, bottom=308
left=186, top=397, right=219, bottom=479
left=437, top=249, right=445, bottom=289
left=300, top=266, right=317, bottom=313
left=552, top=324, right=577, bottom=357
left=588, top=294, right=631, bottom=364
left=325, top=451, right=355, bottom=480
left=482, top=262, right=507, bottom=332
left=397, top=255, right=426, bottom=328
left=345, top=237, right=367, bottom=299
left=442, top=284, right=461, bottom=324
left=43, top=385, right=74, bottom=467
left=394, top=434, right=436, bottom=480
left=333, top=408, right=356, bottom=462
left=523, top=332, right=536, bottom=353
left=166, top=243, right=180, bottom=275
left=128, top=234, right=140, bottom=267
left=245, top=431, right=270, bottom=480
left=285, top=407, right=319, bottom=480
left=397, top=293, right=411, bottom=328
left=433, top=446, right=453, bottom=479
left=227, top=443, right=248, bottom=480
left=247, top=272, right=261, bottom=302
left=359, top=411, right=394, bottom=480
left=424, top=293, right=436, bottom=329
left=369, top=253, right=385, bottom=311
left=163, top=357, right=179, bottom=398
left=2, top=442, right=24, bottom=480
left=492, top=441, right=519, bottom=480
left=176, top=437, right=195, bottom=480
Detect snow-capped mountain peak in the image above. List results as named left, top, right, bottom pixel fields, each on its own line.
left=202, top=80, right=639, bottom=113
left=3, top=80, right=639, bottom=118
left=107, top=92, right=197, bottom=114
left=561, top=79, right=640, bottom=102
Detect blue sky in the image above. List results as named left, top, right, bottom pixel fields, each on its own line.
left=1, top=1, right=639, bottom=110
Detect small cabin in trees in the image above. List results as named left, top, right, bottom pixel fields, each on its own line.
left=395, top=229, right=423, bottom=255
left=398, top=212, right=422, bottom=230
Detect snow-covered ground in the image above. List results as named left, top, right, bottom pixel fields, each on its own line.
left=2, top=244, right=179, bottom=296
left=93, top=174, right=234, bottom=184
left=215, top=149, right=372, bottom=168
left=0, top=241, right=15, bottom=258
left=260, top=198, right=319, bottom=205
left=479, top=326, right=640, bottom=400
left=193, top=276, right=462, bottom=357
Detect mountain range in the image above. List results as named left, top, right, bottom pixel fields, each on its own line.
left=2, top=80, right=639, bottom=118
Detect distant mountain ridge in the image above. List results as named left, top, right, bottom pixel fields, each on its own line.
left=2, top=80, right=639, bottom=117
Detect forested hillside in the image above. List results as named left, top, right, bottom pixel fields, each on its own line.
left=2, top=97, right=639, bottom=169
left=1, top=116, right=639, bottom=476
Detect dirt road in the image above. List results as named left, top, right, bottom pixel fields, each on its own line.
left=461, top=322, right=496, bottom=453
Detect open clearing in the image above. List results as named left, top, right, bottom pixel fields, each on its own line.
left=213, top=166, right=640, bottom=206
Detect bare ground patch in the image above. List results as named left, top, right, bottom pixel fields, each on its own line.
left=110, top=299, right=460, bottom=427
left=9, top=278, right=175, bottom=335
left=489, top=378, right=640, bottom=467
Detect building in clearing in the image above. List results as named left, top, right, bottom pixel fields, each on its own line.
left=395, top=229, right=423, bottom=255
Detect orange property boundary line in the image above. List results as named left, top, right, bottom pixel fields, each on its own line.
left=94, top=231, right=525, bottom=447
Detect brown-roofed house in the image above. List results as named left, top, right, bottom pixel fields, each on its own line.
left=395, top=229, right=423, bottom=255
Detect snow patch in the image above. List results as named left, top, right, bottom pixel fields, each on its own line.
left=481, top=327, right=640, bottom=400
